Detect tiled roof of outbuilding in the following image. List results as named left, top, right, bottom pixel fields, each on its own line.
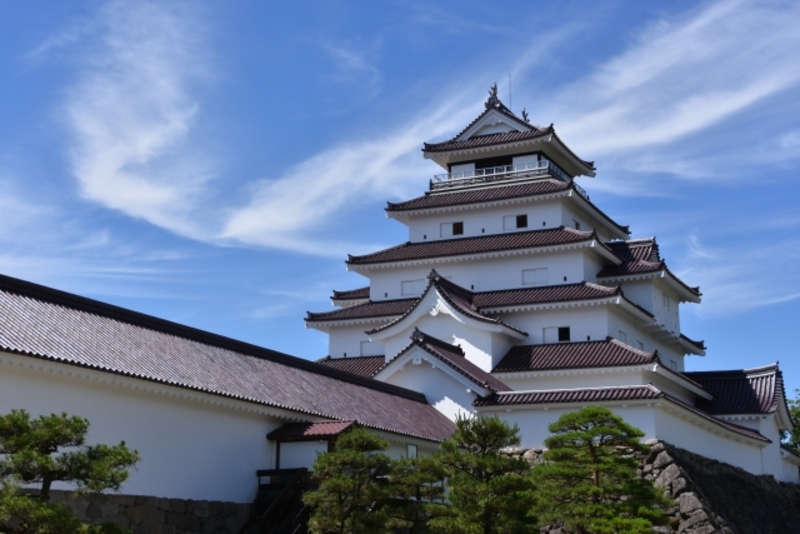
left=377, top=329, right=509, bottom=392
left=474, top=385, right=769, bottom=443
left=347, top=226, right=597, bottom=266
left=386, top=179, right=569, bottom=212
left=331, top=287, right=370, bottom=300
left=493, top=338, right=657, bottom=373
left=0, top=274, right=455, bottom=442
left=267, top=420, right=356, bottom=441
left=684, top=364, right=785, bottom=415
left=317, top=356, right=386, bottom=378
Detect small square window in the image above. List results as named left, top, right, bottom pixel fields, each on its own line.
left=558, top=327, right=571, bottom=342
left=452, top=222, right=464, bottom=235
left=516, top=215, right=528, bottom=228
left=406, top=444, right=418, bottom=458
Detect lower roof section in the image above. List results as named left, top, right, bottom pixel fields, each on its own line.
left=473, top=384, right=769, bottom=443
left=0, top=273, right=455, bottom=443
left=493, top=338, right=656, bottom=373
left=267, top=420, right=356, bottom=441
left=317, top=355, right=386, bottom=378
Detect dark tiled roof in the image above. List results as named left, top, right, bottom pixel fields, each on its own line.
left=598, top=239, right=663, bottom=277
left=684, top=364, right=784, bottom=415
left=378, top=329, right=509, bottom=392
left=267, top=420, right=355, bottom=441
left=474, top=385, right=768, bottom=442
left=493, top=338, right=657, bottom=373
left=317, top=356, right=386, bottom=378
left=474, top=282, right=619, bottom=309
left=423, top=127, right=553, bottom=153
left=332, top=287, right=370, bottom=300
left=386, top=179, right=569, bottom=212
left=366, top=272, right=527, bottom=337
left=598, top=239, right=701, bottom=297
left=347, top=226, right=595, bottom=266
left=0, top=274, right=455, bottom=442
left=306, top=299, right=416, bottom=322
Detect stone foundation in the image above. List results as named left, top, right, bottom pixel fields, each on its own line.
left=503, top=441, right=800, bottom=534
left=46, top=490, right=252, bottom=534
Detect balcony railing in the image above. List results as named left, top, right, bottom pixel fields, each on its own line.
left=430, top=159, right=589, bottom=200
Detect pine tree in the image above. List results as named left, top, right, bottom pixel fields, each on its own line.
left=532, top=406, right=669, bottom=534
left=384, top=455, right=447, bottom=533
left=0, top=409, right=139, bottom=534
left=303, top=427, right=393, bottom=534
left=429, top=415, right=537, bottom=534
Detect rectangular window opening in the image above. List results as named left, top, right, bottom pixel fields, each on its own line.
left=401, top=279, right=426, bottom=296
left=522, top=267, right=548, bottom=286
left=453, top=221, right=463, bottom=235
left=406, top=444, right=418, bottom=459
left=558, top=327, right=571, bottom=342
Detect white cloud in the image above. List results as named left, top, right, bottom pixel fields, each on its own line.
left=323, top=40, right=382, bottom=103
left=543, top=0, right=800, bottom=178
left=64, top=0, right=215, bottom=240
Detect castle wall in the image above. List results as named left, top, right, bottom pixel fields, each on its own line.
left=0, top=352, right=280, bottom=502
left=381, top=360, right=476, bottom=420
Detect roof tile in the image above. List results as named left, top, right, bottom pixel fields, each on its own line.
left=317, top=356, right=386, bottom=378
left=0, top=274, right=455, bottom=442
left=684, top=364, right=783, bottom=415
left=494, top=339, right=656, bottom=373
left=267, top=420, right=355, bottom=441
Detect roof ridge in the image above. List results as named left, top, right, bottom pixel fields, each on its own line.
left=0, top=273, right=430, bottom=404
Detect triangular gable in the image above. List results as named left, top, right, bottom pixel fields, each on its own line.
left=366, top=272, right=527, bottom=342
left=456, top=106, right=533, bottom=142
left=373, top=334, right=499, bottom=398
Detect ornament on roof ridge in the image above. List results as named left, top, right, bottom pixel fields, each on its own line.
left=521, top=108, right=530, bottom=123
left=485, top=81, right=500, bottom=109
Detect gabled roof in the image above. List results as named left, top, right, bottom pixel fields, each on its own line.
left=385, top=179, right=630, bottom=238
left=317, top=355, right=386, bottom=378
left=386, top=178, right=570, bottom=212
left=421, top=89, right=595, bottom=176
left=306, top=299, right=416, bottom=323
left=267, top=420, right=356, bottom=441
left=493, top=338, right=657, bottom=373
left=598, top=238, right=701, bottom=301
left=473, top=282, right=622, bottom=310
left=473, top=385, right=769, bottom=443
left=684, top=364, right=787, bottom=416
left=331, top=286, right=370, bottom=300
left=307, top=280, right=641, bottom=328
left=347, top=226, right=606, bottom=267
left=367, top=271, right=527, bottom=338
left=0, top=274, right=455, bottom=442
left=374, top=328, right=510, bottom=393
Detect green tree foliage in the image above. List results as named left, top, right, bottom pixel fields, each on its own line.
left=384, top=455, right=447, bottom=533
left=783, top=389, right=800, bottom=450
left=303, top=427, right=393, bottom=534
left=0, top=410, right=139, bottom=534
left=532, top=406, right=669, bottom=534
left=429, top=415, right=536, bottom=534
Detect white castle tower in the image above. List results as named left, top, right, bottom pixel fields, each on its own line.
left=307, top=85, right=798, bottom=482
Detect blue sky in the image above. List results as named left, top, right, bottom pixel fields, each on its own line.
left=1, top=1, right=799, bottom=394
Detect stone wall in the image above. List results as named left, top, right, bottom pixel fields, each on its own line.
left=502, top=440, right=800, bottom=534
left=47, top=490, right=252, bottom=534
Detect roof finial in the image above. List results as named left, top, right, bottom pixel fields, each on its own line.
left=521, top=108, right=529, bottom=123
left=411, top=327, right=424, bottom=342
left=485, top=81, right=500, bottom=109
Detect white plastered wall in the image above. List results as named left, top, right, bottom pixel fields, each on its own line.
left=405, top=199, right=563, bottom=242
left=499, top=306, right=610, bottom=345
left=328, top=324, right=385, bottom=359
left=0, top=352, right=287, bottom=502
left=380, top=358, right=477, bottom=421
left=367, top=249, right=593, bottom=302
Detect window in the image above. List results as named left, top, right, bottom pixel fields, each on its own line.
left=543, top=326, right=570, bottom=343
left=360, top=340, right=383, bottom=356
left=662, top=292, right=670, bottom=310
left=503, top=214, right=528, bottom=230
left=636, top=340, right=644, bottom=350
left=406, top=444, right=418, bottom=458
left=441, top=222, right=464, bottom=237
left=669, top=360, right=678, bottom=371
left=522, top=267, right=548, bottom=286
left=573, top=219, right=581, bottom=230
left=401, top=279, right=426, bottom=296
left=618, top=330, right=627, bottom=343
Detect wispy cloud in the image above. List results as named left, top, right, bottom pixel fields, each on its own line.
left=322, top=40, right=383, bottom=104
left=542, top=0, right=800, bottom=181
left=64, top=0, right=215, bottom=240
left=678, top=233, right=800, bottom=316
